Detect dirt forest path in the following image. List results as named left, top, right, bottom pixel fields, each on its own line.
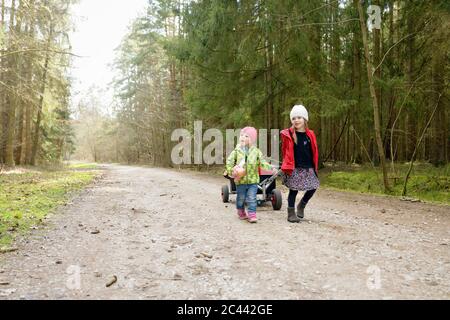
left=0, top=165, right=449, bottom=300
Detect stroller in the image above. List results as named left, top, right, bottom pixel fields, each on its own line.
left=222, top=168, right=283, bottom=211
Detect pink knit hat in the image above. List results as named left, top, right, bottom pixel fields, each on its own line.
left=241, top=127, right=258, bottom=145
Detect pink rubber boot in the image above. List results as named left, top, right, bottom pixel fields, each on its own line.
left=247, top=212, right=258, bottom=223
left=237, top=209, right=248, bottom=220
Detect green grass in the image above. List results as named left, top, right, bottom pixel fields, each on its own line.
left=320, top=163, right=450, bottom=205
left=67, top=162, right=99, bottom=170
left=0, top=166, right=100, bottom=247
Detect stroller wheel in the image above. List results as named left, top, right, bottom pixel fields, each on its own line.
left=271, top=189, right=282, bottom=211
left=222, top=185, right=230, bottom=203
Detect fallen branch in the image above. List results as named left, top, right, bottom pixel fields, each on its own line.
left=373, top=32, right=418, bottom=76
left=402, top=93, right=443, bottom=196
left=0, top=247, right=19, bottom=254
left=323, top=112, right=350, bottom=163
left=390, top=75, right=425, bottom=174
left=351, top=126, right=375, bottom=168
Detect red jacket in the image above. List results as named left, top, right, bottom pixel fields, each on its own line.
left=281, top=127, right=319, bottom=176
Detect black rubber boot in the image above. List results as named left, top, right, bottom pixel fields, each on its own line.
left=288, top=207, right=301, bottom=223
left=297, top=201, right=306, bottom=219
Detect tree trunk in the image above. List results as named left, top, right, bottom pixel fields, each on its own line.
left=264, top=23, right=274, bottom=153
left=24, top=0, right=35, bottom=165
left=431, top=50, right=447, bottom=165
left=0, top=0, right=5, bottom=163
left=4, top=0, right=18, bottom=167
left=31, top=23, right=53, bottom=165
left=13, top=0, right=25, bottom=165
left=352, top=15, right=362, bottom=163
left=373, top=0, right=382, bottom=119
left=357, top=0, right=391, bottom=192
left=15, top=100, right=24, bottom=164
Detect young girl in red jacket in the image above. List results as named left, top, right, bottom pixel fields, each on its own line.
left=281, top=105, right=320, bottom=223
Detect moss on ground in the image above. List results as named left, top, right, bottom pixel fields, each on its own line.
left=0, top=165, right=100, bottom=247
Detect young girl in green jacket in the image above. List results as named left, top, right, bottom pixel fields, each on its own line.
left=225, top=127, right=275, bottom=223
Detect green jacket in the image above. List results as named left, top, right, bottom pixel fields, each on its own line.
left=226, top=145, right=273, bottom=185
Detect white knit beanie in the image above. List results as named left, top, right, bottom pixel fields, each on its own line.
left=290, top=105, right=309, bottom=122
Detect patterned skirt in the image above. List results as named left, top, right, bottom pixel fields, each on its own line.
left=282, top=168, right=320, bottom=191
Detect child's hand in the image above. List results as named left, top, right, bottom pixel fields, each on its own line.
left=272, top=167, right=279, bottom=175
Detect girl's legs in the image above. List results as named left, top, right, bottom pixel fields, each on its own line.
left=236, top=185, right=248, bottom=219
left=289, top=189, right=317, bottom=207
left=236, top=185, right=246, bottom=210
left=246, top=184, right=258, bottom=212
left=287, top=189, right=301, bottom=223
left=235, top=184, right=259, bottom=222
left=301, top=189, right=316, bottom=206
left=246, top=184, right=259, bottom=223
left=288, top=190, right=299, bottom=208
left=297, top=189, right=317, bottom=219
